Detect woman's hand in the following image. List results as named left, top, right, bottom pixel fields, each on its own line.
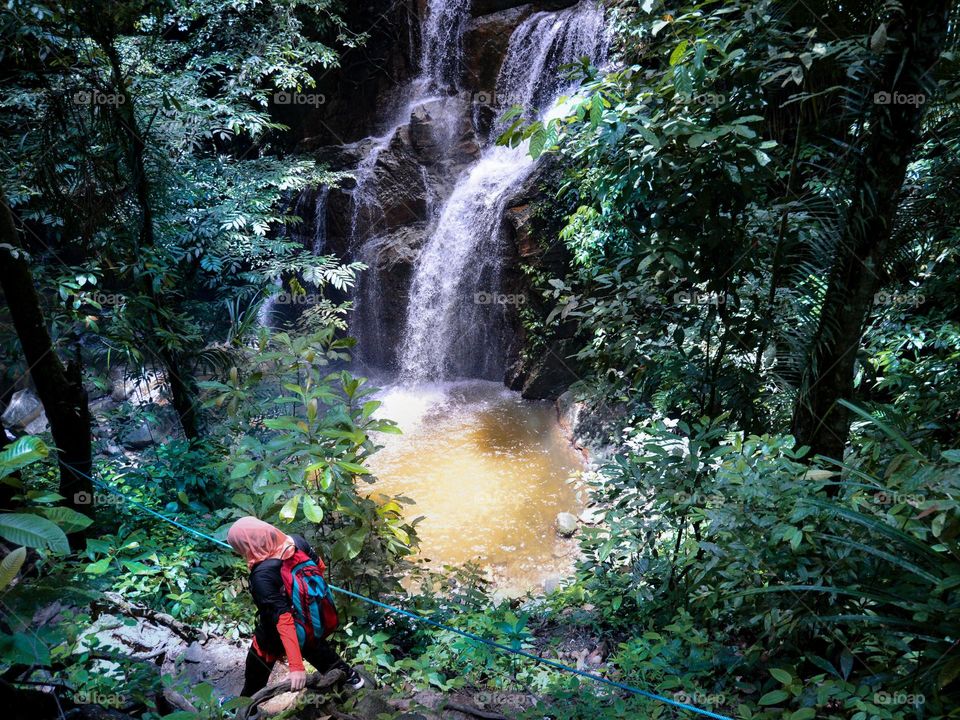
left=288, top=670, right=307, bottom=691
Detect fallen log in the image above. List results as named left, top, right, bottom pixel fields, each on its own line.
left=237, top=668, right=344, bottom=720
left=99, top=592, right=206, bottom=644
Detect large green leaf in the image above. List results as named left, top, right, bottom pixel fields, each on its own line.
left=0, top=546, right=27, bottom=589
left=279, top=493, right=301, bottom=521
left=0, top=514, right=69, bottom=553
left=0, top=436, right=49, bottom=479
left=41, top=507, right=94, bottom=534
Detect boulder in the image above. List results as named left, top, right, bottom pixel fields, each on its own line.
left=121, top=421, right=159, bottom=450
left=2, top=389, right=43, bottom=430
left=509, top=338, right=581, bottom=400
left=24, top=413, right=50, bottom=435
left=110, top=369, right=167, bottom=404
left=555, top=511, right=578, bottom=537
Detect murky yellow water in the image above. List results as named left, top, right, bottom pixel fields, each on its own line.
left=367, top=380, right=583, bottom=593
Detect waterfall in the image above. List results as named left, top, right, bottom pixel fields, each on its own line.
left=419, top=0, right=470, bottom=90
left=259, top=187, right=329, bottom=327
left=311, top=185, right=330, bottom=254
left=398, top=2, right=608, bottom=381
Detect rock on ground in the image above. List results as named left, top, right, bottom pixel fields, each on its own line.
left=555, top=511, right=579, bottom=537
left=2, top=389, right=43, bottom=431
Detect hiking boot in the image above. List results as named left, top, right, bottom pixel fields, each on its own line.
left=343, top=667, right=365, bottom=690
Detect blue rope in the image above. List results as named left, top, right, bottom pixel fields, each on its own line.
left=71, top=464, right=733, bottom=720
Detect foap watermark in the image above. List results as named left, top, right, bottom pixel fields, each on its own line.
left=674, top=290, right=725, bottom=306
left=874, top=290, right=925, bottom=308
left=874, top=691, right=925, bottom=706
left=474, top=291, right=526, bottom=305
left=873, top=491, right=925, bottom=505
left=473, top=691, right=538, bottom=710
left=88, top=291, right=126, bottom=307
left=271, top=292, right=321, bottom=305
left=676, top=92, right=726, bottom=106
left=674, top=691, right=726, bottom=707
left=73, top=90, right=125, bottom=106
left=74, top=491, right=123, bottom=507
left=273, top=92, right=326, bottom=107
left=472, top=91, right=496, bottom=105
left=874, top=91, right=926, bottom=107
left=74, top=690, right=125, bottom=707
left=674, top=491, right=725, bottom=507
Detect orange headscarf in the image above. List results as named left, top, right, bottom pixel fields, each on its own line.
left=227, top=516, right=295, bottom=569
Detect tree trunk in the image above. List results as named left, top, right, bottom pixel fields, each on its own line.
left=791, top=1, right=951, bottom=463
left=0, top=196, right=93, bottom=521
left=99, top=37, right=200, bottom=440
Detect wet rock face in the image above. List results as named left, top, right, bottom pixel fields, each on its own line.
left=409, top=96, right=481, bottom=165
left=377, top=129, right=430, bottom=229
left=463, top=5, right=535, bottom=94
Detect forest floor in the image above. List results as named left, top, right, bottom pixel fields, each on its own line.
left=69, top=593, right=609, bottom=720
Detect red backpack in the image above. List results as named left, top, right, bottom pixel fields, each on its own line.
left=280, top=549, right=339, bottom=646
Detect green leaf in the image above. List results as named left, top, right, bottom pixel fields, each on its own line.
left=838, top=399, right=921, bottom=457
left=669, top=40, right=689, bottom=66
left=0, top=631, right=50, bottom=666
left=770, top=668, right=793, bottom=686
left=941, top=449, right=960, bottom=464
left=230, top=461, right=256, bottom=479
left=0, top=546, right=27, bottom=589
left=759, top=690, right=789, bottom=705
left=302, top=495, right=324, bottom=523
left=0, top=437, right=49, bottom=479
left=839, top=649, right=853, bottom=679
left=0, top=514, right=69, bottom=553
left=589, top=94, right=603, bottom=128
left=279, top=494, right=301, bottom=522
left=361, top=400, right=381, bottom=420
left=84, top=557, right=113, bottom=575
left=529, top=128, right=546, bottom=159
left=788, top=710, right=816, bottom=720
left=688, top=133, right=716, bottom=148
left=335, top=461, right=371, bottom=476
left=41, top=507, right=93, bottom=534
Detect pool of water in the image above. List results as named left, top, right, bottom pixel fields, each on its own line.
left=366, top=380, right=583, bottom=593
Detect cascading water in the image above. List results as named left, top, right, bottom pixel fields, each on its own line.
left=259, top=187, right=329, bottom=326
left=398, top=2, right=608, bottom=381
left=418, top=0, right=470, bottom=90
left=342, top=1, right=608, bottom=591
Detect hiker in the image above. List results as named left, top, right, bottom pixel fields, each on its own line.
left=226, top=516, right=364, bottom=697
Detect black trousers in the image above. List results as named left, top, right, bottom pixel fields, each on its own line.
left=240, top=640, right=348, bottom=697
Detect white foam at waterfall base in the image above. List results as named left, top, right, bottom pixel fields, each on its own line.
left=399, top=1, right=608, bottom=381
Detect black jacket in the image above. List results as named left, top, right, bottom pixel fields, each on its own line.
left=248, top=534, right=318, bottom=655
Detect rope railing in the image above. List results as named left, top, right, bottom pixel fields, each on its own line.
left=62, top=461, right=735, bottom=720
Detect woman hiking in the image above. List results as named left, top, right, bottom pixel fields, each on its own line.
left=226, top=516, right=364, bottom=697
